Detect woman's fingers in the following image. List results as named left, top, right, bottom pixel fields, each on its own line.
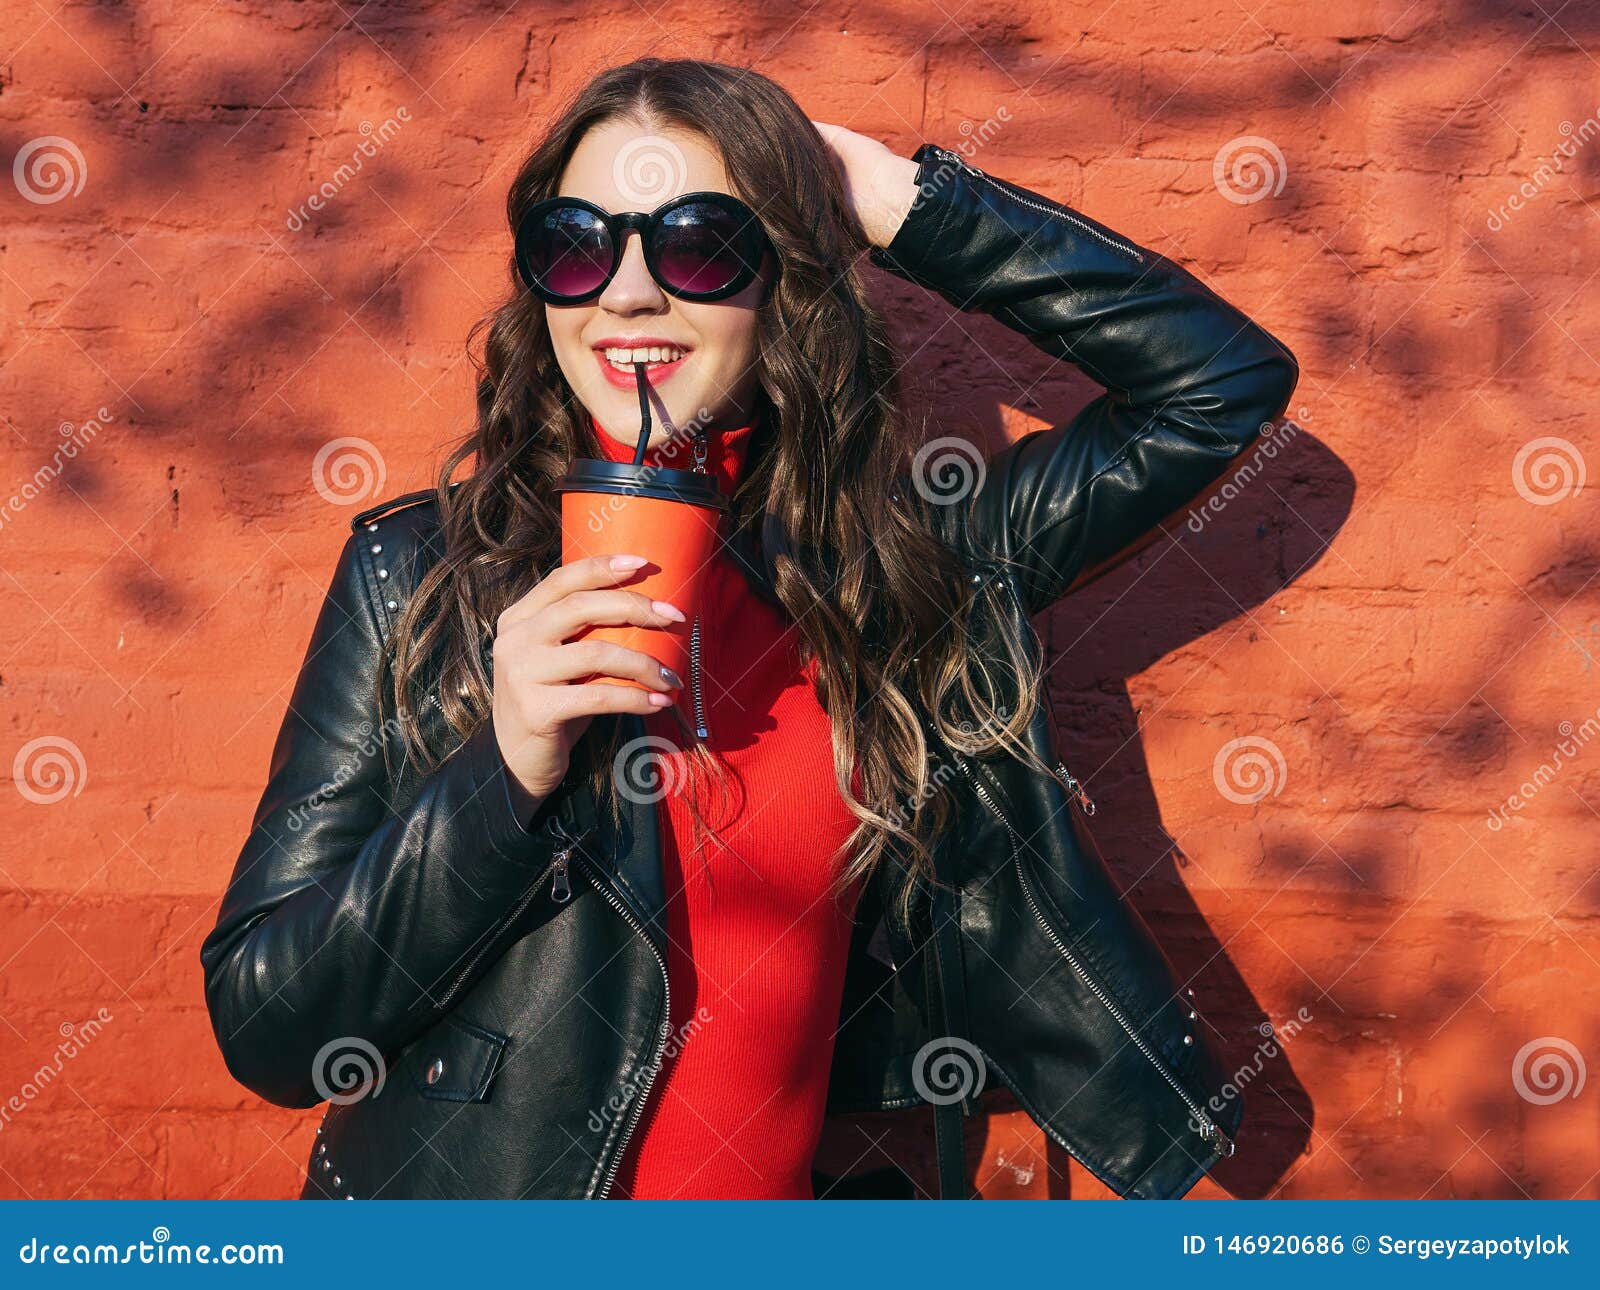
left=534, top=639, right=683, bottom=692
left=544, top=680, right=678, bottom=724
left=489, top=554, right=688, bottom=801
left=534, top=587, right=684, bottom=647
left=498, top=553, right=657, bottom=630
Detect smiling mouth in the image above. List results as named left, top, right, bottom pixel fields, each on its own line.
left=597, top=345, right=689, bottom=373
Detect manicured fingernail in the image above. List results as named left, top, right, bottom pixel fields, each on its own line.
left=652, top=600, right=685, bottom=622
left=648, top=692, right=673, bottom=706
left=611, top=554, right=647, bottom=571
left=660, top=665, right=684, bottom=688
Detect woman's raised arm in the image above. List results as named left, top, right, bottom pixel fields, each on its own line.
left=871, top=142, right=1299, bottom=615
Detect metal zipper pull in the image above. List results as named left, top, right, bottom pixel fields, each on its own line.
left=439, top=826, right=581, bottom=1007
left=689, top=614, right=709, bottom=741
left=1201, top=1120, right=1236, bottom=1158
left=1053, top=762, right=1097, bottom=815
left=550, top=847, right=573, bottom=903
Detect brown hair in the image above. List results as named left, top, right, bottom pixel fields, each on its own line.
left=380, top=57, right=1054, bottom=928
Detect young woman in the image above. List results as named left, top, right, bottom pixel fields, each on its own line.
left=200, top=57, right=1297, bottom=1200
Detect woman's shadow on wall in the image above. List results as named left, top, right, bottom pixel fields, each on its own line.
left=904, top=305, right=1353, bottom=1198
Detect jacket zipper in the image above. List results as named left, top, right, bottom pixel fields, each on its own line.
left=1052, top=762, right=1097, bottom=816
left=950, top=752, right=1234, bottom=1158
left=436, top=834, right=576, bottom=1007
left=580, top=848, right=672, bottom=1199
left=689, top=615, right=709, bottom=740
left=933, top=146, right=1147, bottom=265
left=456, top=814, right=671, bottom=1196
left=688, top=424, right=712, bottom=742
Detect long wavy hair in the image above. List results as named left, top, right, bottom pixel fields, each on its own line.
left=380, top=57, right=1056, bottom=928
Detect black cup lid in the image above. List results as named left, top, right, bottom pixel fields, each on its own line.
left=553, top=458, right=728, bottom=511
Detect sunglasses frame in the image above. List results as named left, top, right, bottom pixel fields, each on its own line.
left=514, top=190, right=774, bottom=305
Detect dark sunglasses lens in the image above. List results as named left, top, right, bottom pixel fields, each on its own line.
left=528, top=206, right=612, bottom=298
left=654, top=202, right=756, bottom=295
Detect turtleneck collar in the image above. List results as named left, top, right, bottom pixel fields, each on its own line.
left=588, top=409, right=757, bottom=498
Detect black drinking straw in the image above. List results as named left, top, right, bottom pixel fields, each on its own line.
left=632, top=363, right=651, bottom=465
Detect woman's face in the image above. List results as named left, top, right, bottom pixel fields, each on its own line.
left=545, top=120, right=768, bottom=452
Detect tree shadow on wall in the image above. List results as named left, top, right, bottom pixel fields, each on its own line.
left=13, top=0, right=1595, bottom=1201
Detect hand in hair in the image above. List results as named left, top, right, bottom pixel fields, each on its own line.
left=809, top=119, right=919, bottom=250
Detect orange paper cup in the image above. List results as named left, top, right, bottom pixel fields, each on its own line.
left=555, top=458, right=727, bottom=690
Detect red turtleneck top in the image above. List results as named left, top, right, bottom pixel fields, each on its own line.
left=588, top=412, right=863, bottom=1199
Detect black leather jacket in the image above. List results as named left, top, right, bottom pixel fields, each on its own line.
left=199, top=141, right=1298, bottom=1201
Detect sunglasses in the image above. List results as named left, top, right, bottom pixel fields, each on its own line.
left=514, top=191, right=774, bottom=305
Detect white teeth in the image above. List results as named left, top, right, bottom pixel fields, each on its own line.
left=602, top=345, right=686, bottom=368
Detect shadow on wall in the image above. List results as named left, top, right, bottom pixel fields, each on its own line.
left=814, top=260, right=1355, bottom=1195
left=9, top=0, right=1596, bottom=1200
left=1040, top=412, right=1352, bottom=1200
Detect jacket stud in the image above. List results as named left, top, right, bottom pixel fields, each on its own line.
left=1182, top=1034, right=1194, bottom=1045
left=344, top=1194, right=354, bottom=1200
left=316, top=1142, right=326, bottom=1156
left=425, top=1057, right=444, bottom=1084
left=320, top=1158, right=331, bottom=1171
left=365, top=522, right=378, bottom=533
left=1187, top=1009, right=1197, bottom=1021
left=386, top=600, right=398, bottom=611
left=332, top=1174, right=342, bottom=1187
left=377, top=568, right=389, bottom=580
left=371, top=543, right=382, bottom=555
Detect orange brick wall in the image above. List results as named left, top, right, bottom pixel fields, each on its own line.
left=2, top=4, right=1595, bottom=1199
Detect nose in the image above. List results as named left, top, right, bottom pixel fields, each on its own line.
left=597, top=230, right=665, bottom=314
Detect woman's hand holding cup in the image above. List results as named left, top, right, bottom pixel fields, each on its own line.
left=490, top=553, right=685, bottom=816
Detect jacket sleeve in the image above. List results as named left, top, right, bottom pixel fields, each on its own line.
left=198, top=527, right=566, bottom=1107
left=871, top=143, right=1299, bottom=616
